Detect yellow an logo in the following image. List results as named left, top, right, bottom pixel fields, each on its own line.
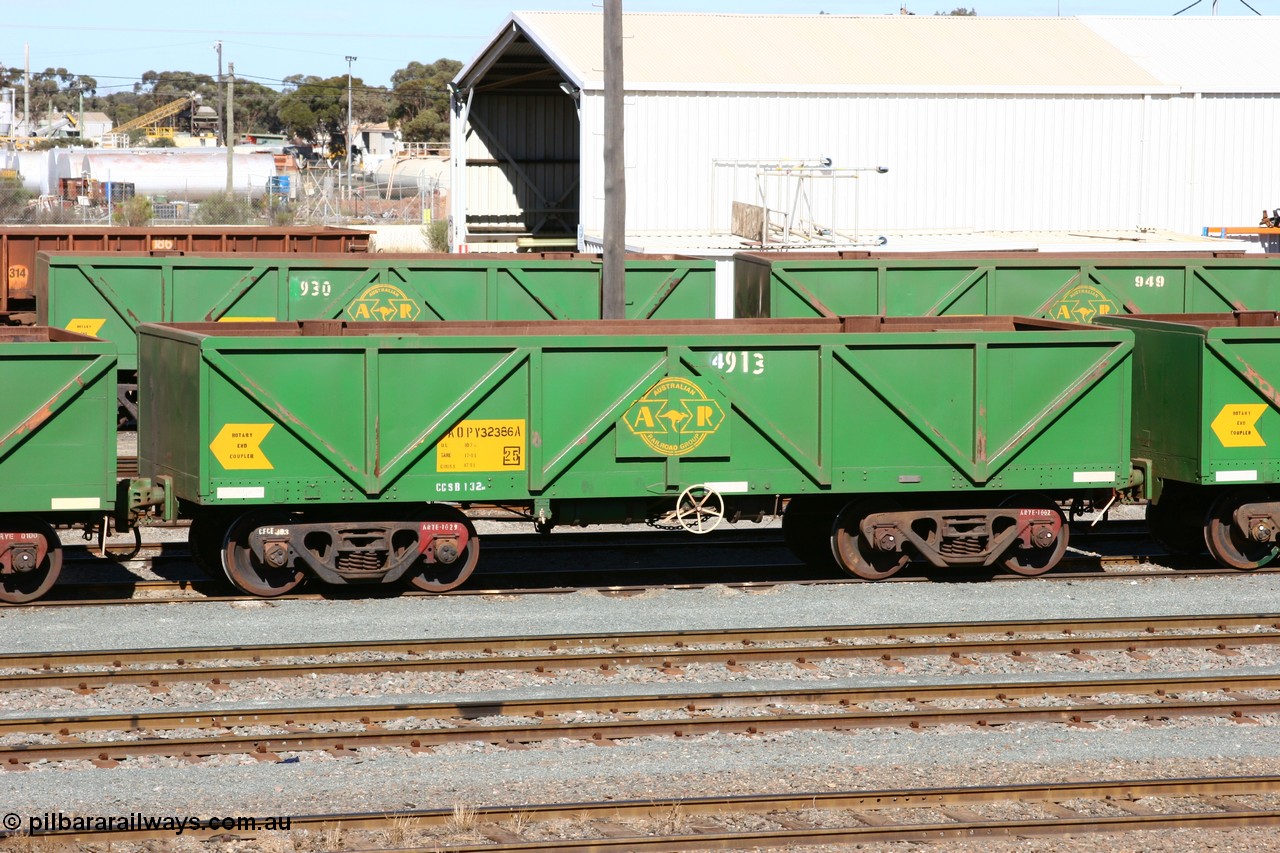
left=623, top=376, right=724, bottom=456
left=345, top=284, right=421, bottom=321
left=1048, top=284, right=1119, bottom=323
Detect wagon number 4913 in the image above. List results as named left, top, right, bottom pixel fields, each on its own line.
left=711, top=351, right=765, bottom=375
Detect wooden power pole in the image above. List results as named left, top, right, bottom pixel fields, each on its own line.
left=225, top=64, right=234, bottom=192
left=602, top=0, right=626, bottom=319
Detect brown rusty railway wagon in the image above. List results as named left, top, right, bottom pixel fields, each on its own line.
left=0, top=225, right=371, bottom=316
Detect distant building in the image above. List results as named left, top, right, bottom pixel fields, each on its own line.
left=357, top=122, right=399, bottom=159
left=451, top=12, right=1280, bottom=252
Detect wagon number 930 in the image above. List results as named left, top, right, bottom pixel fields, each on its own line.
left=710, top=351, right=765, bottom=375
left=298, top=280, right=333, bottom=297
left=1134, top=275, right=1166, bottom=288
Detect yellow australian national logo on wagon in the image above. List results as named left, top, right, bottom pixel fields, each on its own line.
left=1048, top=284, right=1119, bottom=323
left=345, top=283, right=421, bottom=322
left=622, top=376, right=725, bottom=456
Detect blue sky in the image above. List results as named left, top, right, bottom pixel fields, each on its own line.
left=0, top=0, right=1268, bottom=93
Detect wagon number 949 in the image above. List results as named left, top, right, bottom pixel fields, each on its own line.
left=298, top=280, right=333, bottom=297
left=1134, top=275, right=1166, bottom=288
left=711, top=351, right=765, bottom=375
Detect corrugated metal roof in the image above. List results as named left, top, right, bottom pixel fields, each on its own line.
left=1080, top=16, right=1280, bottom=93
left=505, top=12, right=1167, bottom=93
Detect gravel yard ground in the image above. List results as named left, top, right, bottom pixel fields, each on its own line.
left=4, top=543, right=1280, bottom=850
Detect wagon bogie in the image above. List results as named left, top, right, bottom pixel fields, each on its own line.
left=0, top=516, right=63, bottom=604
left=212, top=504, right=479, bottom=596
left=1204, top=488, right=1280, bottom=570
left=788, top=491, right=1072, bottom=580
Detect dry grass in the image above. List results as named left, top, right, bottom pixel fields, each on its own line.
left=444, top=803, right=478, bottom=835
left=655, top=801, right=689, bottom=835
left=504, top=809, right=531, bottom=837
left=383, top=814, right=420, bottom=847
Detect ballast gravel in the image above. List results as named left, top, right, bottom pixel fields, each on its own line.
left=3, top=572, right=1280, bottom=850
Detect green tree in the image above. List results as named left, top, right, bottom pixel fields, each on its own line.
left=137, top=69, right=217, bottom=101
left=32, top=137, right=92, bottom=150
left=424, top=218, right=450, bottom=251
left=389, top=59, right=461, bottom=143
left=115, top=195, right=154, bottom=226
left=276, top=74, right=390, bottom=153
left=194, top=191, right=254, bottom=224
left=0, top=174, right=33, bottom=222
left=230, top=79, right=285, bottom=136
left=935, top=7, right=977, bottom=13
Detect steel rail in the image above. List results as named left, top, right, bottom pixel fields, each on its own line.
left=3, top=670, right=1280, bottom=742
left=12, top=776, right=1280, bottom=846
left=1, top=615, right=1277, bottom=691
left=5, top=611, right=1275, bottom=667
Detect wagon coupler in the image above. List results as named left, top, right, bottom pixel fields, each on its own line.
left=123, top=476, right=175, bottom=524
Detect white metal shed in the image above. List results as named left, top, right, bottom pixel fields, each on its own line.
left=450, top=12, right=1280, bottom=253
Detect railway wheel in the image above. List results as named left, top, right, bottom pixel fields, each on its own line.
left=406, top=506, right=479, bottom=593
left=1206, top=490, right=1279, bottom=570
left=781, top=497, right=835, bottom=567
left=832, top=499, right=909, bottom=581
left=1145, top=483, right=1210, bottom=555
left=221, top=511, right=305, bottom=597
left=998, top=494, right=1069, bottom=576
left=0, top=517, right=62, bottom=604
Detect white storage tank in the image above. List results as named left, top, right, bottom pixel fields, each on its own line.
left=9, top=150, right=58, bottom=196
left=79, top=150, right=277, bottom=201
left=370, top=157, right=448, bottom=199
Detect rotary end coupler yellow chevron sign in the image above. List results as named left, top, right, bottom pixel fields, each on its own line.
left=210, top=424, right=274, bottom=469
left=1211, top=404, right=1267, bottom=448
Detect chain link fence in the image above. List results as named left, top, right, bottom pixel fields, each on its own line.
left=0, top=168, right=448, bottom=229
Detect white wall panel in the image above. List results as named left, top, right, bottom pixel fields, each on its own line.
left=572, top=90, right=1280, bottom=238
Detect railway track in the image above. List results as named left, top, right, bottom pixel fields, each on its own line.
left=10, top=776, right=1279, bottom=847
left=2, top=612, right=1274, bottom=691
left=3, top=670, right=1280, bottom=768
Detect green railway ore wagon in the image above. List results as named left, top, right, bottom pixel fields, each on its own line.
left=0, top=328, right=117, bottom=602
left=1097, top=311, right=1280, bottom=570
left=734, top=251, right=1278, bottom=321
left=38, top=252, right=716, bottom=372
left=137, top=316, right=1133, bottom=596
left=1, top=225, right=370, bottom=314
